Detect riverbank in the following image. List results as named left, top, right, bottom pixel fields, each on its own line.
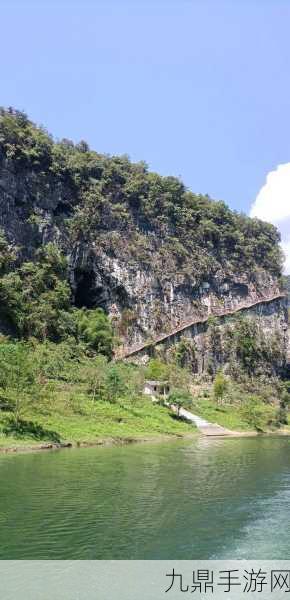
left=0, top=431, right=199, bottom=455
left=1, top=415, right=288, bottom=456
left=0, top=396, right=197, bottom=454
left=0, top=341, right=288, bottom=453
left=1, top=384, right=288, bottom=454
left=4, top=430, right=290, bottom=456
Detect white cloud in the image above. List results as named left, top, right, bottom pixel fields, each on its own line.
left=250, top=163, right=290, bottom=274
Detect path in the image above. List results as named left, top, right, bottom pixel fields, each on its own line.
left=170, top=404, right=238, bottom=436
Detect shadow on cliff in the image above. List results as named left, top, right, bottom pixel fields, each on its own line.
left=3, top=418, right=61, bottom=442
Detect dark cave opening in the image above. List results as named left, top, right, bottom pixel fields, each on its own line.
left=232, top=282, right=249, bottom=297
left=74, top=269, right=99, bottom=309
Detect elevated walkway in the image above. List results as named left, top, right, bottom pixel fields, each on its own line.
left=117, top=292, right=285, bottom=360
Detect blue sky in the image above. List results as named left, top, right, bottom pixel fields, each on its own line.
left=1, top=0, right=290, bottom=251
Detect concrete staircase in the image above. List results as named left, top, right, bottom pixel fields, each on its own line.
left=172, top=406, right=237, bottom=437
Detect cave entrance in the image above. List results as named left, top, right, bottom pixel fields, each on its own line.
left=74, top=269, right=97, bottom=309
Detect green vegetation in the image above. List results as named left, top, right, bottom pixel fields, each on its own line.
left=213, top=370, right=228, bottom=403
left=74, top=308, right=114, bottom=357
left=191, top=377, right=286, bottom=432
left=240, top=396, right=277, bottom=432
left=234, top=317, right=284, bottom=375
left=0, top=234, right=114, bottom=357
left=0, top=237, right=285, bottom=445
left=175, top=338, right=197, bottom=370
left=203, top=313, right=286, bottom=378
left=0, top=243, right=71, bottom=341
left=0, top=108, right=283, bottom=288
left=0, top=398, right=194, bottom=450
left=0, top=343, right=37, bottom=426
left=0, top=344, right=195, bottom=449
left=167, top=389, right=193, bottom=416
left=0, top=338, right=286, bottom=450
left=191, top=398, right=253, bottom=431
left=0, top=109, right=287, bottom=448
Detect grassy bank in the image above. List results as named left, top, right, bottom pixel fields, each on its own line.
left=0, top=340, right=288, bottom=451
left=191, top=398, right=254, bottom=431
left=190, top=376, right=290, bottom=432
left=0, top=394, right=195, bottom=451
left=0, top=341, right=197, bottom=450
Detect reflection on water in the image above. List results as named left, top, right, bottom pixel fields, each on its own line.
left=0, top=437, right=290, bottom=558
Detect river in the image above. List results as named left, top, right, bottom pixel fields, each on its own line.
left=0, top=436, right=290, bottom=559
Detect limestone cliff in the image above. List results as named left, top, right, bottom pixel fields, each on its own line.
left=0, top=108, right=287, bottom=373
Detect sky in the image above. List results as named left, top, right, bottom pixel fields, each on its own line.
left=1, top=0, right=290, bottom=270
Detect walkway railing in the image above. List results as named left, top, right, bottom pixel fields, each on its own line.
left=115, top=292, right=286, bottom=360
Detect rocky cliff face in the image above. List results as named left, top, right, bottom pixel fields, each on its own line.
left=0, top=108, right=287, bottom=374
left=0, top=163, right=284, bottom=349
left=128, top=297, right=288, bottom=376
left=70, top=249, right=282, bottom=347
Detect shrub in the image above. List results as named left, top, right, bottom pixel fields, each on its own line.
left=145, top=359, right=170, bottom=381
left=240, top=396, right=277, bottom=432
left=168, top=389, right=193, bottom=415
left=0, top=243, right=71, bottom=341
left=213, top=370, right=228, bottom=403
left=0, top=342, right=38, bottom=426
left=73, top=308, right=114, bottom=358
left=175, top=337, right=197, bottom=369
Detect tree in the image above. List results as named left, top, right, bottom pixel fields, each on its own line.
left=145, top=359, right=170, bottom=381
left=168, top=389, right=193, bottom=416
left=0, top=229, right=17, bottom=275
left=175, top=337, right=197, bottom=369
left=213, top=370, right=228, bottom=404
left=73, top=307, right=114, bottom=358
left=0, top=343, right=37, bottom=427
left=86, top=355, right=109, bottom=401
left=0, top=243, right=71, bottom=341
left=240, top=396, right=276, bottom=432
left=104, top=365, right=127, bottom=403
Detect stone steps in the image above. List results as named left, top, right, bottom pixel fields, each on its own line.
left=172, top=406, right=237, bottom=437
left=198, top=424, right=235, bottom=436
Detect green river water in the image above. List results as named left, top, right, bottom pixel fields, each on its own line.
left=0, top=436, right=290, bottom=559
